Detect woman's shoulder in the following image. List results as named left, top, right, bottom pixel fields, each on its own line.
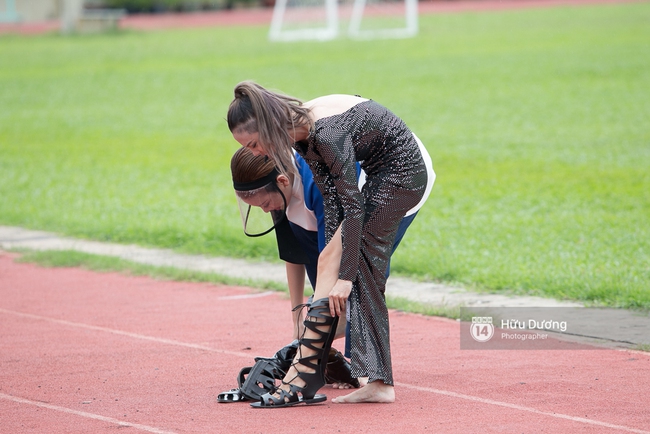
left=304, top=94, right=369, bottom=121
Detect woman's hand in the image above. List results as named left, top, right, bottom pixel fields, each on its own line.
left=329, top=279, right=352, bottom=317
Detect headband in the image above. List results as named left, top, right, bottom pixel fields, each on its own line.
left=233, top=168, right=280, bottom=191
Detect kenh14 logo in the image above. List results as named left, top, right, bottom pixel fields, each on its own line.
left=470, top=317, right=494, bottom=342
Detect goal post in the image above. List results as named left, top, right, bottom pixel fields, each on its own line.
left=60, top=0, right=84, bottom=33
left=268, top=0, right=339, bottom=42
left=347, top=0, right=418, bottom=40
left=268, top=0, right=418, bottom=42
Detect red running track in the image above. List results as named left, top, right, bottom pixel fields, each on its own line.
left=1, top=251, right=649, bottom=433
left=0, top=0, right=643, bottom=35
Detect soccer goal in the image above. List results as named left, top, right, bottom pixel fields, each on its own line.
left=347, top=0, right=418, bottom=40
left=268, top=0, right=339, bottom=42
left=268, top=0, right=418, bottom=42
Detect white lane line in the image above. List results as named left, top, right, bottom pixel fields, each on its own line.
left=396, top=382, right=650, bottom=434
left=3, top=307, right=647, bottom=433
left=0, top=308, right=251, bottom=358
left=0, top=393, right=176, bottom=434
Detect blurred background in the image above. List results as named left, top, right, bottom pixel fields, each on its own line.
left=5, top=0, right=251, bottom=22
left=1, top=0, right=648, bottom=310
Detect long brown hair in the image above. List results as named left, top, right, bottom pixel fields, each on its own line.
left=227, top=81, right=311, bottom=180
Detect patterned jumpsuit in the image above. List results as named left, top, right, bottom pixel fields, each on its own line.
left=293, top=100, right=429, bottom=385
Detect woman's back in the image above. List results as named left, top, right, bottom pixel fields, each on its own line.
left=304, top=94, right=369, bottom=122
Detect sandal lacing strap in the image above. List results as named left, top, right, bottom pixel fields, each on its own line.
left=251, top=298, right=339, bottom=408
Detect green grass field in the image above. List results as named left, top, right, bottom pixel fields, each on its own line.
left=1, top=2, right=649, bottom=309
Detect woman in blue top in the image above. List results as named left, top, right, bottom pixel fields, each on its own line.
left=227, top=81, right=434, bottom=407
left=231, top=147, right=430, bottom=352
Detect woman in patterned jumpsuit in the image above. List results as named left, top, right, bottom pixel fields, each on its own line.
left=227, top=81, right=434, bottom=406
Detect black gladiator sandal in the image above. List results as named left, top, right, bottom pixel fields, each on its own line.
left=235, top=340, right=299, bottom=402
left=325, top=348, right=361, bottom=389
left=250, top=298, right=339, bottom=408
left=217, top=341, right=299, bottom=403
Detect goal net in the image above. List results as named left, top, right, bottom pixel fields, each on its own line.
left=346, top=0, right=418, bottom=40
left=268, top=0, right=339, bottom=42
left=268, top=0, right=418, bottom=42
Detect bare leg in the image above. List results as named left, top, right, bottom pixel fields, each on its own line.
left=310, top=228, right=393, bottom=400
left=283, top=227, right=395, bottom=403
left=279, top=227, right=393, bottom=402
left=273, top=227, right=345, bottom=397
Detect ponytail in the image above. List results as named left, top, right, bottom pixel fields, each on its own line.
left=227, top=81, right=311, bottom=180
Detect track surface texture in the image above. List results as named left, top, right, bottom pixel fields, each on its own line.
left=1, top=252, right=649, bottom=433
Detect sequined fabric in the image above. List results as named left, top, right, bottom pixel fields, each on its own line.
left=293, top=100, right=429, bottom=385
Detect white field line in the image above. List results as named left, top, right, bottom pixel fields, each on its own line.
left=2, top=307, right=649, bottom=433
left=0, top=308, right=252, bottom=358
left=0, top=393, right=177, bottom=434
left=395, top=382, right=650, bottom=434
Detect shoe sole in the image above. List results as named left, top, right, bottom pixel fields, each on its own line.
left=249, top=393, right=327, bottom=408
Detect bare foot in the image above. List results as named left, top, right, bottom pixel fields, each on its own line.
left=331, top=381, right=394, bottom=403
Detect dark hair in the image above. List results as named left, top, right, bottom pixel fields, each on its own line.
left=227, top=81, right=311, bottom=180
left=230, top=147, right=276, bottom=185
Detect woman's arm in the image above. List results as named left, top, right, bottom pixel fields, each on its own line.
left=314, top=132, right=364, bottom=283
left=285, top=262, right=307, bottom=339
